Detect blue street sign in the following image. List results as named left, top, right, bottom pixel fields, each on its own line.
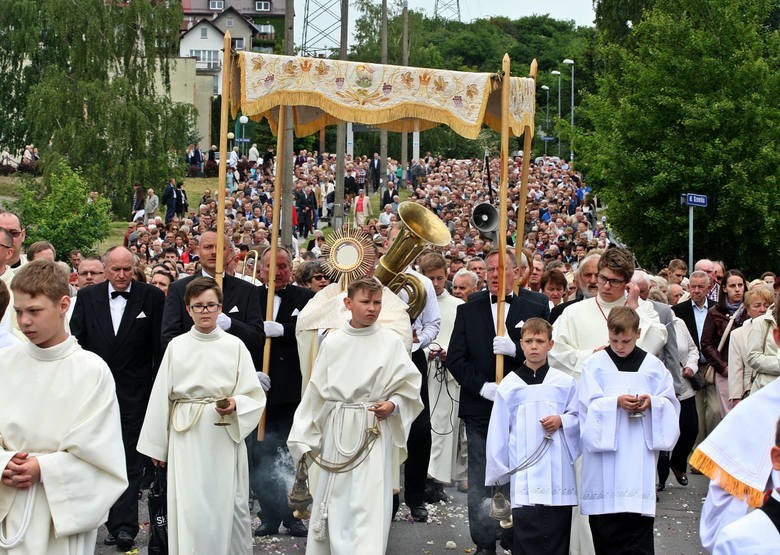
left=685, top=193, right=708, bottom=207
left=235, top=137, right=251, bottom=143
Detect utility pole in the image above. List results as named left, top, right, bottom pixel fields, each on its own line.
left=333, top=0, right=348, bottom=230
left=281, top=0, right=295, bottom=250
left=400, top=1, right=409, bottom=186
left=379, top=0, right=388, bottom=197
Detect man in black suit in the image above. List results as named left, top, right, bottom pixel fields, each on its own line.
left=370, top=152, right=381, bottom=192
left=672, top=269, right=714, bottom=465
left=381, top=181, right=396, bottom=210
left=161, top=230, right=264, bottom=369
left=251, top=247, right=314, bottom=538
left=70, top=246, right=165, bottom=551
left=448, top=249, right=550, bottom=555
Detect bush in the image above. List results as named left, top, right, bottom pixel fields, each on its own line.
left=12, top=156, right=112, bottom=258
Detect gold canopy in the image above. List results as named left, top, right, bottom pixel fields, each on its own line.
left=232, top=52, right=535, bottom=139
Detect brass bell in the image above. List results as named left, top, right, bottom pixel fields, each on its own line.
left=288, top=457, right=313, bottom=520
left=490, top=488, right=513, bottom=529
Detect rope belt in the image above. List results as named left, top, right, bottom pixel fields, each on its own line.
left=309, top=402, right=381, bottom=474
left=170, top=397, right=221, bottom=433
left=507, top=433, right=554, bottom=475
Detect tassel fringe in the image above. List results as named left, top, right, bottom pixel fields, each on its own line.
left=689, top=449, right=765, bottom=508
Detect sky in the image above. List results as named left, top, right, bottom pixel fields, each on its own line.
left=293, top=1, right=596, bottom=52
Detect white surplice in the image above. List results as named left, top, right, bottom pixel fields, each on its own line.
left=137, top=327, right=265, bottom=555
left=485, top=369, right=580, bottom=507
left=550, top=296, right=667, bottom=377
left=427, top=290, right=463, bottom=483
left=0, top=337, right=127, bottom=555
left=713, top=491, right=780, bottom=555
left=578, top=350, right=680, bottom=517
left=287, top=322, right=423, bottom=555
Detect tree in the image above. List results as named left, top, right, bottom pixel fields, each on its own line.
left=0, top=1, right=195, bottom=213
left=593, top=0, right=654, bottom=44
left=12, top=156, right=112, bottom=258
left=579, top=0, right=780, bottom=275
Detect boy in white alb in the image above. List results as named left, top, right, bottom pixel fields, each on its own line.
left=579, top=306, right=680, bottom=554
left=137, top=277, right=266, bottom=555
left=287, top=277, right=423, bottom=555
left=0, top=260, right=127, bottom=554
left=486, top=318, right=580, bottom=555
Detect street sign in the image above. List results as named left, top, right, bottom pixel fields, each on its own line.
left=685, top=193, right=708, bottom=207
left=235, top=137, right=251, bottom=143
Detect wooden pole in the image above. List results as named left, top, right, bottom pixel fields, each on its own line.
left=257, top=108, right=286, bottom=441
left=515, top=59, right=538, bottom=293
left=215, top=32, right=232, bottom=287
left=495, top=54, right=511, bottom=385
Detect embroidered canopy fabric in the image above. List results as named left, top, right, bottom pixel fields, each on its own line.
left=233, top=52, right=535, bottom=139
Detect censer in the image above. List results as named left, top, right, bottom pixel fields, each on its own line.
left=490, top=487, right=513, bottom=529
left=288, top=458, right=313, bottom=519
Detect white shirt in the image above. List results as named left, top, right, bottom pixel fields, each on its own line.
left=107, top=283, right=131, bottom=335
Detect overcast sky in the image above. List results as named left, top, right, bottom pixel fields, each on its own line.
left=293, top=1, right=596, bottom=52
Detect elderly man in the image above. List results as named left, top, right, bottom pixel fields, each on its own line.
left=550, top=252, right=600, bottom=324
left=467, top=257, right=487, bottom=290
left=452, top=268, right=479, bottom=302
left=694, top=258, right=721, bottom=303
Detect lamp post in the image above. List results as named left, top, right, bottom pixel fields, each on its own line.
left=227, top=132, right=235, bottom=154
left=541, top=85, right=550, bottom=155
left=239, top=115, right=249, bottom=156
left=551, top=70, right=561, bottom=157
left=563, top=58, right=574, bottom=166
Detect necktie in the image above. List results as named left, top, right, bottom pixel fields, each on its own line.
left=111, top=290, right=130, bottom=300
left=490, top=294, right=513, bottom=304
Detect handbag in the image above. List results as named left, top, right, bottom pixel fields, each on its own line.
left=702, top=307, right=742, bottom=385
left=147, top=466, right=168, bottom=555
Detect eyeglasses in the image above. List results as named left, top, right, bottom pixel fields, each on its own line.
left=189, top=302, right=222, bottom=313
left=311, top=274, right=329, bottom=281
left=597, top=274, right=626, bottom=287
left=79, top=270, right=105, bottom=277
left=6, top=230, right=21, bottom=238
left=0, top=243, right=12, bottom=249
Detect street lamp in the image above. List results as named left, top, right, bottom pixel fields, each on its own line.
left=551, top=70, right=561, bottom=157
left=563, top=58, right=575, bottom=166
left=227, top=132, right=235, bottom=154
left=239, top=115, right=249, bottom=156
left=540, top=85, right=550, bottom=155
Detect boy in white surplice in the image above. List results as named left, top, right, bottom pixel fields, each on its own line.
left=579, top=306, right=680, bottom=555
left=486, top=318, right=580, bottom=555
left=287, top=277, right=423, bottom=555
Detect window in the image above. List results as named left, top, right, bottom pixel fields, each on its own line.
left=255, top=1, right=271, bottom=11
left=257, top=24, right=274, bottom=36
left=232, top=37, right=245, bottom=50
left=200, top=27, right=208, bottom=39
left=209, top=0, right=224, bottom=10
left=189, top=49, right=221, bottom=70
left=225, top=16, right=233, bottom=27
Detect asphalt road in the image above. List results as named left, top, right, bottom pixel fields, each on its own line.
left=95, top=474, right=709, bottom=554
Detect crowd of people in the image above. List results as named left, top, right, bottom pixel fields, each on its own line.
left=0, top=145, right=778, bottom=555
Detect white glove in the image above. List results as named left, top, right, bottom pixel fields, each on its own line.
left=256, top=372, right=271, bottom=392
left=493, top=335, right=516, bottom=357
left=264, top=321, right=284, bottom=338
left=480, top=382, right=498, bottom=401
left=216, top=312, right=232, bottom=331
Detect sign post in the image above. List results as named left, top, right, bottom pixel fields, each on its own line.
left=681, top=193, right=708, bottom=270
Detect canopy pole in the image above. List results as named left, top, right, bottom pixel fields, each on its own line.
left=515, top=59, right=538, bottom=292
left=215, top=32, right=233, bottom=287
left=257, top=106, right=287, bottom=441
left=496, top=54, right=511, bottom=385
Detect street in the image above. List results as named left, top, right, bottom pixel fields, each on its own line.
left=96, top=474, right=709, bottom=554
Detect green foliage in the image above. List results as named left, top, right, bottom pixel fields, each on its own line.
left=593, top=0, right=654, bottom=43
left=12, top=157, right=112, bottom=258
left=579, top=0, right=780, bottom=275
left=0, top=1, right=195, bottom=214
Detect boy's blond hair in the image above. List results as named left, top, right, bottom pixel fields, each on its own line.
left=520, top=317, right=553, bottom=340
left=11, top=259, right=70, bottom=302
left=347, top=276, right=383, bottom=298
left=607, top=306, right=640, bottom=335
